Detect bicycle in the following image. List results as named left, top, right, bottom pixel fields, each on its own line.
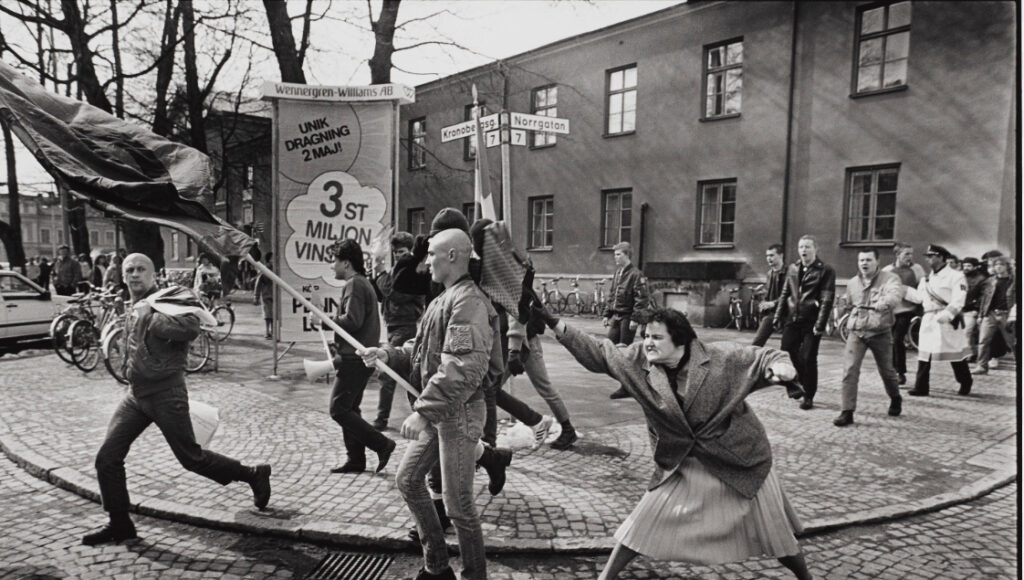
left=199, top=292, right=234, bottom=342
left=101, top=314, right=213, bottom=380
left=746, top=284, right=766, bottom=329
left=562, top=276, right=585, bottom=315
left=186, top=328, right=213, bottom=373
left=906, top=315, right=921, bottom=350
left=67, top=289, right=126, bottom=373
left=590, top=278, right=609, bottom=316
left=727, top=287, right=744, bottom=331
left=538, top=278, right=566, bottom=314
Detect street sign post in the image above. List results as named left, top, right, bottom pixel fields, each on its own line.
left=440, top=106, right=570, bottom=233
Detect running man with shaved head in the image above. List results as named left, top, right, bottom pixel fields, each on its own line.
left=361, top=228, right=500, bottom=580
left=82, top=253, right=272, bottom=546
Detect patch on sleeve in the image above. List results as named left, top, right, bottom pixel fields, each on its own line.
left=444, top=325, right=474, bottom=354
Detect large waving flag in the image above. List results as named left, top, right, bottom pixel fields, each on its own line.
left=0, top=60, right=253, bottom=259
left=471, top=84, right=498, bottom=221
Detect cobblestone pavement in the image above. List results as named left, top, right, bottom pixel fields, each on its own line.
left=0, top=303, right=1016, bottom=554
left=1, top=446, right=1016, bottom=579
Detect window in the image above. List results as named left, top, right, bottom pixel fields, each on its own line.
left=845, top=165, right=899, bottom=243
left=244, top=164, right=254, bottom=189
left=464, top=104, right=489, bottom=161
left=105, top=231, right=115, bottom=244
left=606, top=65, right=637, bottom=135
left=90, top=230, right=99, bottom=246
left=528, top=196, right=554, bottom=249
left=409, top=117, right=427, bottom=169
left=22, top=226, right=32, bottom=243
left=698, top=180, right=737, bottom=246
left=461, top=202, right=476, bottom=224
left=186, top=237, right=195, bottom=259
left=40, top=228, right=50, bottom=244
left=854, top=2, right=911, bottom=94
left=703, top=39, right=743, bottom=118
left=171, top=231, right=180, bottom=261
left=0, top=273, right=37, bottom=294
left=531, top=85, right=558, bottom=148
left=57, top=229, right=64, bottom=243
left=243, top=204, right=254, bottom=224
left=407, top=208, right=426, bottom=237
left=601, top=189, right=632, bottom=247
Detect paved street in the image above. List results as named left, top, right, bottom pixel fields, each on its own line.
left=0, top=448, right=1016, bottom=579
left=0, top=299, right=1018, bottom=578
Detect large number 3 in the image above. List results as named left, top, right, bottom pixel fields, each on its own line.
left=320, top=180, right=343, bottom=217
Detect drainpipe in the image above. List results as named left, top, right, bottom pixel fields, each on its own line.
left=781, top=1, right=799, bottom=254
left=638, top=202, right=649, bottom=270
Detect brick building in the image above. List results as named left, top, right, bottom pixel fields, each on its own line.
left=396, top=1, right=1017, bottom=322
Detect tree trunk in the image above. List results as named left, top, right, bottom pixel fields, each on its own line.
left=1, top=121, right=27, bottom=271
left=152, top=0, right=180, bottom=139
left=368, top=0, right=401, bottom=84
left=262, top=0, right=306, bottom=83
left=110, top=0, right=124, bottom=118
left=181, top=1, right=207, bottom=153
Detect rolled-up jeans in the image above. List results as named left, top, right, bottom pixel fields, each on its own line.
left=396, top=398, right=487, bottom=580
left=95, top=384, right=250, bottom=514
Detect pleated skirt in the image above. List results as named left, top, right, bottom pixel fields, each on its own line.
left=614, top=457, right=802, bottom=564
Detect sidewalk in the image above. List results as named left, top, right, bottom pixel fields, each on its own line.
left=0, top=300, right=1016, bottom=554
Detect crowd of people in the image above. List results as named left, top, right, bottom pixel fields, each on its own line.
left=69, top=204, right=1015, bottom=580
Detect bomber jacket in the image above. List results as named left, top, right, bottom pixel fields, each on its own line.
left=383, top=276, right=503, bottom=424
left=556, top=323, right=794, bottom=499
left=604, top=263, right=651, bottom=323
left=125, top=286, right=201, bottom=398
left=978, top=275, right=1016, bottom=318
left=836, top=269, right=904, bottom=337
left=773, top=257, right=837, bottom=333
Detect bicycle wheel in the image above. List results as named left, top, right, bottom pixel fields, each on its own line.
left=838, top=314, right=851, bottom=342
left=563, top=293, right=582, bottom=316
left=69, top=320, right=101, bottom=372
left=548, top=291, right=565, bottom=314
left=729, top=302, right=744, bottom=331
left=907, top=316, right=921, bottom=350
left=50, top=314, right=76, bottom=364
left=209, top=306, right=234, bottom=342
left=186, top=332, right=211, bottom=373
left=102, top=326, right=130, bottom=385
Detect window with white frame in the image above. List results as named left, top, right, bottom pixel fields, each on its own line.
left=601, top=189, right=632, bottom=247
left=531, top=85, right=558, bottom=147
left=528, top=196, right=554, bottom=249
left=698, top=180, right=737, bottom=245
left=854, top=2, right=911, bottom=94
left=408, top=208, right=426, bottom=237
left=409, top=117, right=427, bottom=169
left=704, top=39, right=743, bottom=118
left=845, top=165, right=899, bottom=242
left=606, top=65, right=637, bottom=135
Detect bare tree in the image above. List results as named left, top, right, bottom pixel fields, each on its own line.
left=0, top=120, right=27, bottom=271
left=262, top=0, right=309, bottom=83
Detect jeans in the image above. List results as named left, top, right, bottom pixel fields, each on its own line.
left=752, top=314, right=775, bottom=347
left=841, top=331, right=901, bottom=411
left=962, top=311, right=980, bottom=360
left=330, top=357, right=394, bottom=465
left=375, top=325, right=418, bottom=424
left=977, top=311, right=1017, bottom=369
left=397, top=399, right=487, bottom=580
left=95, top=385, right=250, bottom=514
left=891, top=312, right=916, bottom=374
left=780, top=319, right=822, bottom=400
left=607, top=316, right=637, bottom=345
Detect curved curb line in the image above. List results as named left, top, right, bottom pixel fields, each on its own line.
left=1, top=428, right=1016, bottom=555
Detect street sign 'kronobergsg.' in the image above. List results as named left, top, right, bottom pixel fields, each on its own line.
left=440, top=114, right=499, bottom=143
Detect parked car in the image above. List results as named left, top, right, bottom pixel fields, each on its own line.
left=0, top=269, right=71, bottom=355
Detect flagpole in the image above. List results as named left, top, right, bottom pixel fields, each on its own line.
left=243, top=254, right=420, bottom=397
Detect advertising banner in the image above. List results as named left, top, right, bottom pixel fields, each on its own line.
left=265, top=84, right=411, bottom=342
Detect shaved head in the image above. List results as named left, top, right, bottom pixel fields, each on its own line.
left=427, top=229, right=473, bottom=286
left=123, top=253, right=157, bottom=300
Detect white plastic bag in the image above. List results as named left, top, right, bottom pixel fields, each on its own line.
left=189, top=400, right=220, bottom=448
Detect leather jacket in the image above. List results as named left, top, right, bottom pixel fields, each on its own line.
left=978, top=275, right=1015, bottom=317
left=604, top=263, right=651, bottom=323
left=773, top=258, right=837, bottom=333
left=125, top=287, right=201, bottom=397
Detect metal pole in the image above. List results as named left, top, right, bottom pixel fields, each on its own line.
left=500, top=112, right=512, bottom=228
left=270, top=101, right=280, bottom=379
left=243, top=254, right=420, bottom=397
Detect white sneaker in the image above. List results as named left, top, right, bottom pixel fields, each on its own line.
left=531, top=415, right=554, bottom=450
left=989, top=359, right=999, bottom=369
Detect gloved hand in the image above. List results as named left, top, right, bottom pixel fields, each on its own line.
left=508, top=350, right=526, bottom=376
left=517, top=267, right=536, bottom=324
left=530, top=290, right=560, bottom=329
left=412, top=234, right=429, bottom=261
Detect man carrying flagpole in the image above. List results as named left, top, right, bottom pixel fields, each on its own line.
left=84, top=253, right=272, bottom=545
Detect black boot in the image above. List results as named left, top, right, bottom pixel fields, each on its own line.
left=833, top=410, right=854, bottom=427
left=888, top=395, right=903, bottom=417
left=550, top=422, right=578, bottom=450
left=477, top=445, right=513, bottom=495
left=82, top=512, right=137, bottom=546
left=408, top=498, right=452, bottom=542
left=412, top=567, right=456, bottom=580
left=908, top=361, right=930, bottom=396
left=249, top=464, right=272, bottom=510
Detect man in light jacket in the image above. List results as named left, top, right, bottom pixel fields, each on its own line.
left=833, top=249, right=905, bottom=427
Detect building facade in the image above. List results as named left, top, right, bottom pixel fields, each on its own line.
left=396, top=1, right=1017, bottom=316
left=0, top=193, right=121, bottom=263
